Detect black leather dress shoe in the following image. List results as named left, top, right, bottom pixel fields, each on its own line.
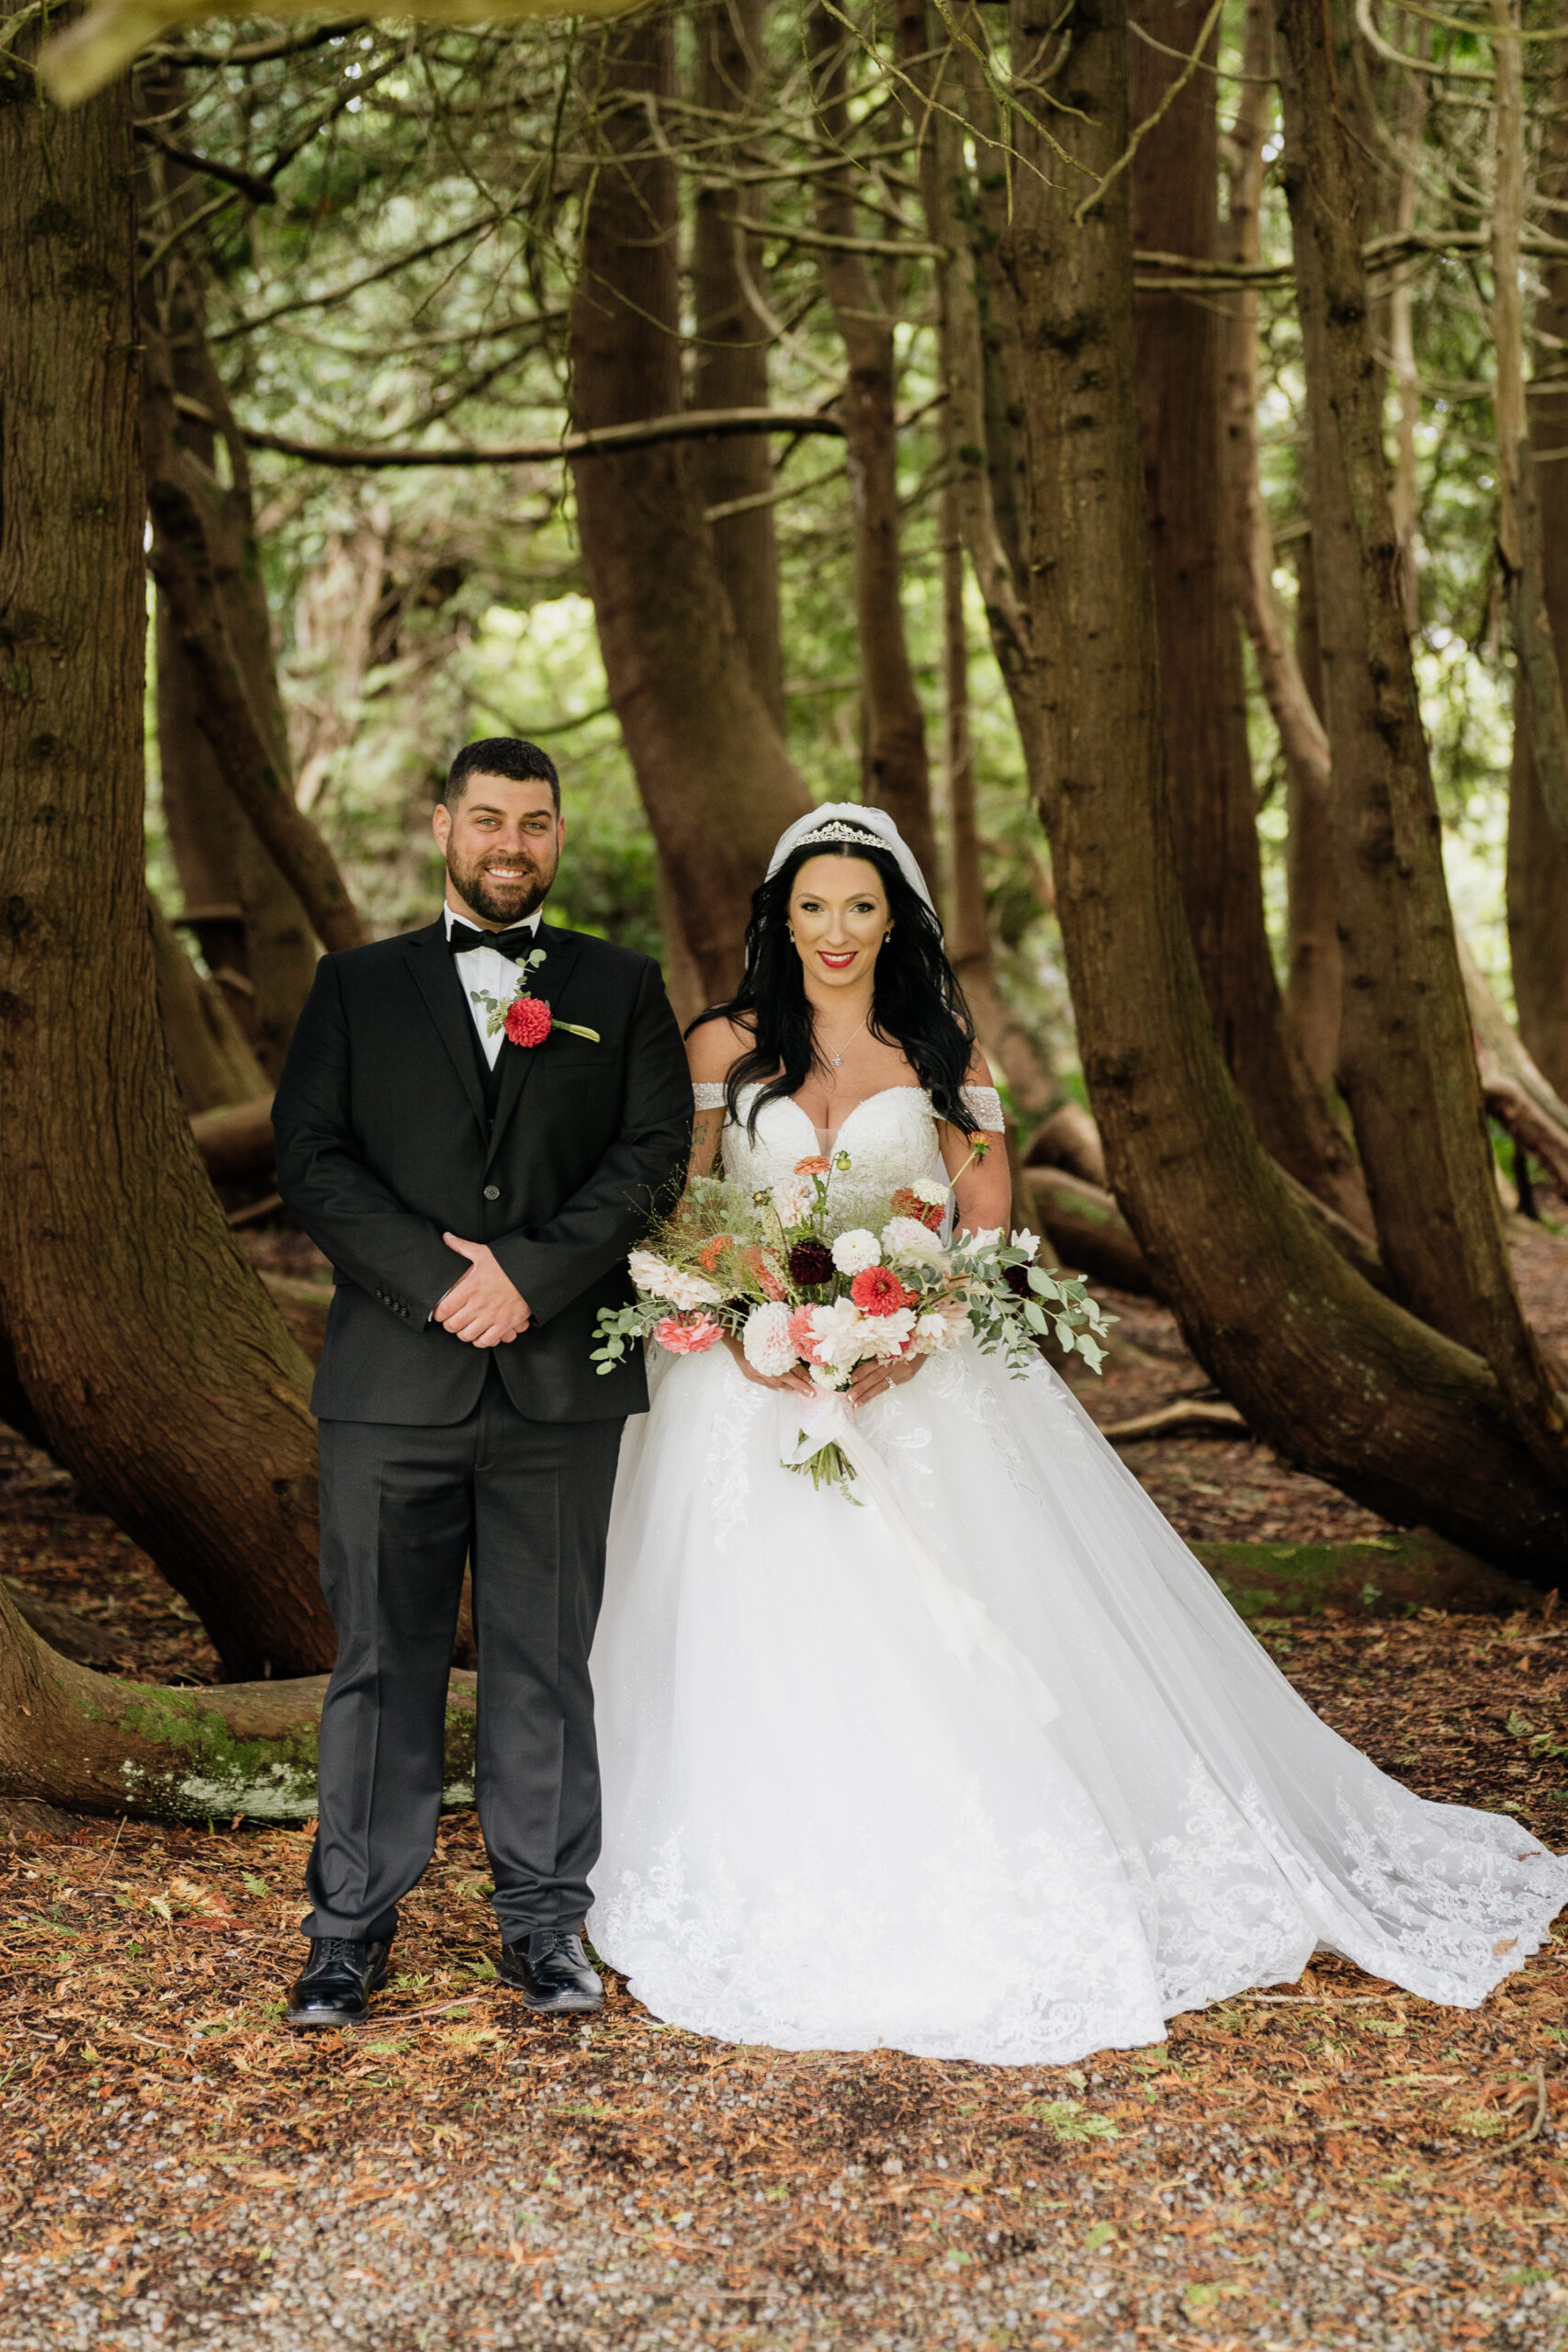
left=498, top=1929, right=604, bottom=2015
left=285, top=1936, right=391, bottom=2030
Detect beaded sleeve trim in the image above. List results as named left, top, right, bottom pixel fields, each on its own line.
left=692, top=1082, right=728, bottom=1110
left=960, top=1084, right=1006, bottom=1132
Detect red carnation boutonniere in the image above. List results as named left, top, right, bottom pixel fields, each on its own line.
left=472, top=947, right=601, bottom=1050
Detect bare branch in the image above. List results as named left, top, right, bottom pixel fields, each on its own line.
left=239, top=406, right=848, bottom=469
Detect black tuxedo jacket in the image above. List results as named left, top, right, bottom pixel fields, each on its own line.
left=272, top=917, right=692, bottom=1426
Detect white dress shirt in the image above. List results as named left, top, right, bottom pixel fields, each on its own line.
left=443, top=902, right=542, bottom=1069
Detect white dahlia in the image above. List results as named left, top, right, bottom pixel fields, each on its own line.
left=863, top=1307, right=918, bottom=1359
left=911, top=1176, right=950, bottom=1208
left=807, top=1295, right=873, bottom=1372
left=627, top=1249, right=682, bottom=1300
left=741, top=1301, right=797, bottom=1379
left=914, top=1310, right=950, bottom=1351
left=881, top=1216, right=944, bottom=1266
left=829, top=1227, right=882, bottom=1276
left=770, top=1173, right=818, bottom=1229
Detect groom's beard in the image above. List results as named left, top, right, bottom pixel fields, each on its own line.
left=446, top=845, right=557, bottom=927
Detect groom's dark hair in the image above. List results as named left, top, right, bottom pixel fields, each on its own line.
left=443, top=737, right=560, bottom=811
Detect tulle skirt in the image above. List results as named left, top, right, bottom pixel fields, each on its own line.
left=588, top=1338, right=1567, bottom=2065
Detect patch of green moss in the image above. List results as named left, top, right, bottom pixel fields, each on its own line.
left=73, top=1682, right=478, bottom=1824
left=1194, top=1536, right=1536, bottom=1620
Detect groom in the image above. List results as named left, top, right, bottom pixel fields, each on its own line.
left=272, top=738, right=691, bottom=2029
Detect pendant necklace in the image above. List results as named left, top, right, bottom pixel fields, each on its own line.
left=824, top=1015, right=868, bottom=1070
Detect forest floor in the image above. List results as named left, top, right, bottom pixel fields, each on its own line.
left=4, top=1222, right=1568, bottom=2349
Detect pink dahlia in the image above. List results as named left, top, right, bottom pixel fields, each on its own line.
left=653, top=1314, right=723, bottom=1355
left=851, top=1265, right=919, bottom=1318
left=794, top=1155, right=832, bottom=1176
left=503, top=994, right=553, bottom=1049
left=787, top=1306, right=820, bottom=1362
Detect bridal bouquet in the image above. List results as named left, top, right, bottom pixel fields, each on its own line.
left=592, top=1145, right=1116, bottom=1497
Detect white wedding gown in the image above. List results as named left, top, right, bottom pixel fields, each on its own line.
left=588, top=1083, right=1568, bottom=2065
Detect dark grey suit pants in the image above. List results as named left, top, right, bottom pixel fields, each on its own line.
left=303, top=1367, right=625, bottom=1947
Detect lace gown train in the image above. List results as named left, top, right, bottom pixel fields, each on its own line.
left=587, top=1084, right=1568, bottom=2065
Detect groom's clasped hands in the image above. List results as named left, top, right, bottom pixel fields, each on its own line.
left=434, top=1233, right=531, bottom=1348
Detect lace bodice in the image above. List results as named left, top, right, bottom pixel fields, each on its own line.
left=693, top=1080, right=1002, bottom=1220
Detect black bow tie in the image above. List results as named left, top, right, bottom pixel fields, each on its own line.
left=446, top=921, right=539, bottom=961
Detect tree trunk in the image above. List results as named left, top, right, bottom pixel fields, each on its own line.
left=1491, top=6, right=1568, bottom=844
left=570, top=14, right=811, bottom=1004
left=0, top=23, right=335, bottom=1679
left=899, top=1, right=1034, bottom=737
left=1220, top=0, right=1344, bottom=1092
left=1281, top=541, right=1343, bottom=1087
left=691, top=0, right=785, bottom=733
left=141, top=317, right=366, bottom=959
left=897, top=0, right=1056, bottom=1123
left=978, top=0, right=1568, bottom=1572
left=1276, top=0, right=1568, bottom=1485
left=807, top=3, right=939, bottom=888
left=149, top=892, right=270, bottom=1114
left=1131, top=0, right=1364, bottom=1227
left=1506, top=75, right=1568, bottom=1100
left=137, top=111, right=321, bottom=1080
left=0, top=1577, right=474, bottom=1823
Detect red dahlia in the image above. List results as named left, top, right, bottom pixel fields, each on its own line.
left=891, top=1185, right=944, bottom=1233
left=850, top=1265, right=919, bottom=1317
left=787, top=1239, right=835, bottom=1288
left=503, top=995, right=553, bottom=1048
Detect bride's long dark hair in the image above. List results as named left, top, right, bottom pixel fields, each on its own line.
left=690, top=839, right=980, bottom=1136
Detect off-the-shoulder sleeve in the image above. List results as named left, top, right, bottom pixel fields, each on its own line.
left=692, top=1082, right=728, bottom=1111
left=960, top=1084, right=1006, bottom=1131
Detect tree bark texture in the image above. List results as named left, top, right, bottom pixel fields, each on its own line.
left=1219, top=0, right=1344, bottom=1091
left=570, top=14, right=810, bottom=1004
left=141, top=338, right=366, bottom=962
left=137, top=120, right=321, bottom=1077
left=1130, top=0, right=1364, bottom=1227
left=0, top=28, right=336, bottom=1678
left=0, top=1577, right=474, bottom=1823
left=1281, top=542, right=1344, bottom=1086
left=899, top=1, right=1035, bottom=737
left=149, top=890, right=270, bottom=1114
left=899, top=0, right=1055, bottom=1121
left=691, top=0, right=786, bottom=732
left=807, top=5, right=939, bottom=888
left=986, top=0, right=1568, bottom=1570
left=1276, top=0, right=1568, bottom=1485
left=1491, top=6, right=1568, bottom=844
left=1506, top=77, right=1568, bottom=1100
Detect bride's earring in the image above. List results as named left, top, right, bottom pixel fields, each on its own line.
left=787, top=924, right=796, bottom=942
left=883, top=927, right=893, bottom=943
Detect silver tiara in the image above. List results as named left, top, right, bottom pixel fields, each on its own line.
left=794, top=821, right=885, bottom=854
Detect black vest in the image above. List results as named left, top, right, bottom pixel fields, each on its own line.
left=462, top=1007, right=509, bottom=1127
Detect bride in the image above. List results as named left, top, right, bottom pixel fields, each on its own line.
left=587, top=804, right=1567, bottom=2065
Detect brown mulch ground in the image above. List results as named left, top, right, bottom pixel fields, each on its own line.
left=5, top=1221, right=1568, bottom=2348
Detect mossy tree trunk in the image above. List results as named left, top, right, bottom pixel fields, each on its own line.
left=0, top=17, right=335, bottom=1679
left=0, top=1577, right=473, bottom=1824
